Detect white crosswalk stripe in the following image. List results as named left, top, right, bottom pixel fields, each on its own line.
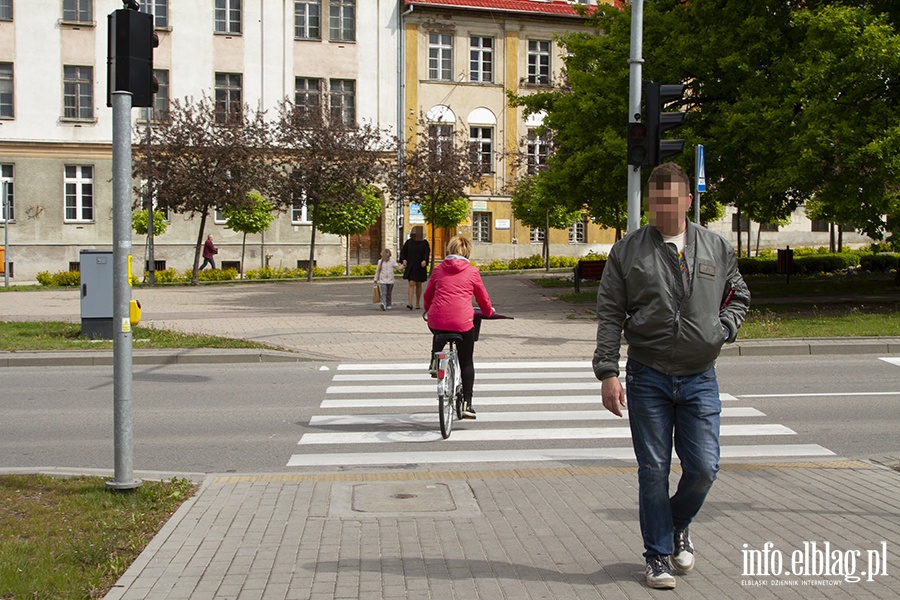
left=287, top=360, right=835, bottom=468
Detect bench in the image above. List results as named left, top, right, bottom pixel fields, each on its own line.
left=573, top=259, right=606, bottom=293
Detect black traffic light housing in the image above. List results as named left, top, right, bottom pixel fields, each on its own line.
left=645, top=81, right=686, bottom=165
left=627, top=121, right=650, bottom=167
left=107, top=6, right=158, bottom=108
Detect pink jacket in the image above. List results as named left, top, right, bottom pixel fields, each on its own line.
left=423, top=257, right=494, bottom=332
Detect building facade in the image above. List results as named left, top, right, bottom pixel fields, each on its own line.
left=0, top=1, right=874, bottom=281
left=0, top=0, right=399, bottom=280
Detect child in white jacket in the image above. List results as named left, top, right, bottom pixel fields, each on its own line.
left=374, top=249, right=401, bottom=310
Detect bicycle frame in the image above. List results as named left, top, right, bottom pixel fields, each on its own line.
left=434, top=333, right=463, bottom=439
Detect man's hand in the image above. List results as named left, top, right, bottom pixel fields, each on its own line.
left=601, top=376, right=627, bottom=417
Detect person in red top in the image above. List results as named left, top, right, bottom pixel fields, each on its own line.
left=423, top=235, right=494, bottom=419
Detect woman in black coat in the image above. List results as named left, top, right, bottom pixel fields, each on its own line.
left=399, top=225, right=430, bottom=309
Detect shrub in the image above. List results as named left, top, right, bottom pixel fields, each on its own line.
left=859, top=253, right=899, bottom=272
left=793, top=253, right=859, bottom=274
left=245, top=266, right=306, bottom=280
left=36, top=270, right=80, bottom=286
left=351, top=264, right=377, bottom=276
left=196, top=268, right=239, bottom=281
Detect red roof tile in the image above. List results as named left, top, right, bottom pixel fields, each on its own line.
left=405, top=0, right=591, bottom=18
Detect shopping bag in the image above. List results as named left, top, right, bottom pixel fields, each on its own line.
left=372, top=284, right=381, bottom=304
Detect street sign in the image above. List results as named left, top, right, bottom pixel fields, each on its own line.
left=696, top=144, right=706, bottom=192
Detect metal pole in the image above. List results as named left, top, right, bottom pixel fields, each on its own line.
left=145, top=106, right=155, bottom=286
left=108, top=91, right=141, bottom=491
left=626, top=0, right=644, bottom=235
left=3, top=182, right=9, bottom=288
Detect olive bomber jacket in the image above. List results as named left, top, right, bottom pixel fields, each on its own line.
left=592, top=221, right=751, bottom=380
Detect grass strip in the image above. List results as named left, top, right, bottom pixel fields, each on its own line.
left=0, top=475, right=196, bottom=599
left=0, top=322, right=281, bottom=352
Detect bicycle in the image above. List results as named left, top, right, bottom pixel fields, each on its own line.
left=425, top=311, right=512, bottom=439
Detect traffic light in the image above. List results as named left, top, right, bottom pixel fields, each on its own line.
left=107, top=7, right=158, bottom=108
left=645, top=81, right=686, bottom=165
left=627, top=121, right=650, bottom=167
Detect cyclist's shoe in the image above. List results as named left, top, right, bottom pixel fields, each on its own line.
left=461, top=403, right=476, bottom=419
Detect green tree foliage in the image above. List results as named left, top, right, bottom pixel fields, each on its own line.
left=315, top=185, right=383, bottom=275
left=222, top=192, right=276, bottom=278
left=511, top=173, right=581, bottom=269
left=508, top=0, right=900, bottom=263
left=131, top=209, right=168, bottom=236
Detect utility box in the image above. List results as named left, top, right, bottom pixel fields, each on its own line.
left=80, top=249, right=114, bottom=339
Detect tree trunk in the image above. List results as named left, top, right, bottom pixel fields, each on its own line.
left=543, top=208, right=550, bottom=272
left=736, top=207, right=742, bottom=258
left=240, top=232, right=247, bottom=279
left=191, top=211, right=209, bottom=286
left=306, top=208, right=318, bottom=282
left=345, top=235, right=351, bottom=276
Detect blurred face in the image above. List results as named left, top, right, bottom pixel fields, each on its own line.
left=647, top=178, right=692, bottom=235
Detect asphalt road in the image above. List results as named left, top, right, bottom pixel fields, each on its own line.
left=2, top=354, right=897, bottom=475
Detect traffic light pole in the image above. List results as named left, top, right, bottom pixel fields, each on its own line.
left=627, top=0, right=644, bottom=235
left=108, top=90, right=140, bottom=491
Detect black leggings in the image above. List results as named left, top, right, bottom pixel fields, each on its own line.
left=430, top=327, right=476, bottom=403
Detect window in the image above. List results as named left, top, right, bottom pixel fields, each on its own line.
left=526, top=129, right=549, bottom=174
left=472, top=212, right=492, bottom=243
left=294, top=77, right=322, bottom=120
left=329, top=79, right=355, bottom=127
left=62, top=0, right=91, bottom=23
left=759, top=223, right=779, bottom=232
left=530, top=228, right=545, bottom=243
left=64, top=165, right=93, bottom=222
left=469, top=127, right=493, bottom=174
left=810, top=219, right=828, bottom=232
left=527, top=40, right=551, bottom=85
left=214, top=72, right=242, bottom=123
left=140, top=0, right=168, bottom=28
left=329, top=0, right=354, bottom=42
left=0, top=63, right=12, bottom=118
left=0, top=165, right=13, bottom=222
left=428, top=34, right=452, bottom=81
left=570, top=217, right=586, bottom=243
left=295, top=1, right=320, bottom=40
left=63, top=66, right=93, bottom=120
left=731, top=213, right=749, bottom=232
left=428, top=123, right=452, bottom=159
left=292, top=195, right=310, bottom=223
left=215, top=0, right=241, bottom=34
left=470, top=36, right=493, bottom=83
left=153, top=69, right=169, bottom=117
left=0, top=0, right=12, bottom=21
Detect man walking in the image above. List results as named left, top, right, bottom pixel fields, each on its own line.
left=592, top=162, right=750, bottom=589
left=200, top=234, right=218, bottom=270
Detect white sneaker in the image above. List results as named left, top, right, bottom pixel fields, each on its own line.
left=673, top=528, right=695, bottom=573
left=645, top=555, right=676, bottom=589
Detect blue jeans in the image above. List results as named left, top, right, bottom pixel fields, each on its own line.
left=378, top=283, right=394, bottom=308
left=625, top=359, right=721, bottom=558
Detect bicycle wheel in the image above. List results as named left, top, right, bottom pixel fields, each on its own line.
left=438, top=355, right=455, bottom=439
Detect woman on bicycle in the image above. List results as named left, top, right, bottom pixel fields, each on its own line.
left=423, top=235, right=494, bottom=419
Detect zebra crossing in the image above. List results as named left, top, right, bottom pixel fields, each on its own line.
left=286, top=360, right=835, bottom=468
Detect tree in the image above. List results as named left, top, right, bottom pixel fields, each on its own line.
left=510, top=173, right=581, bottom=270
left=131, top=209, right=167, bottom=237
left=399, top=115, right=482, bottom=267
left=222, top=192, right=276, bottom=278
left=133, top=95, right=274, bottom=284
left=273, top=100, right=394, bottom=281
left=315, top=185, right=383, bottom=275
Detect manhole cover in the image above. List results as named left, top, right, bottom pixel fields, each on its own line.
left=352, top=482, right=455, bottom=513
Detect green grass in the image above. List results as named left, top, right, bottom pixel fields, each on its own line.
left=0, top=321, right=281, bottom=352
left=0, top=475, right=196, bottom=599
left=545, top=273, right=900, bottom=338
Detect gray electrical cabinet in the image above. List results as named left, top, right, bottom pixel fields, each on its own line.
left=80, top=249, right=114, bottom=339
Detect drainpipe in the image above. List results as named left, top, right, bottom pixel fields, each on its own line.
left=397, top=3, right=414, bottom=255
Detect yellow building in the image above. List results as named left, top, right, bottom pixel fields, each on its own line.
left=401, top=0, right=617, bottom=261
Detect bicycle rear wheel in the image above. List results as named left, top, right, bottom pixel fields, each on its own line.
left=438, top=355, right=455, bottom=439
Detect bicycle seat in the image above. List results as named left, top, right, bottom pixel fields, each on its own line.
left=434, top=332, right=464, bottom=347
